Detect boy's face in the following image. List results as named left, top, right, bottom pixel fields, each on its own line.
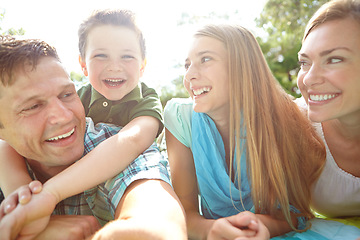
left=0, top=57, right=86, bottom=174
left=80, top=25, right=146, bottom=101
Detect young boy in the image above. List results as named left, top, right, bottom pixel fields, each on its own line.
left=0, top=9, right=163, bottom=207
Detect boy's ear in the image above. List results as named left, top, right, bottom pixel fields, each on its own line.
left=139, top=58, right=147, bottom=77
left=79, top=55, right=88, bottom=77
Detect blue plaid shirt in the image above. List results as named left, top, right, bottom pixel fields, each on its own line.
left=27, top=118, right=171, bottom=226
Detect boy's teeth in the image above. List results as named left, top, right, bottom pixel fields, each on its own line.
left=105, top=79, right=123, bottom=82
left=309, top=94, right=336, bottom=101
left=193, top=87, right=211, bottom=96
left=47, top=128, right=74, bottom=141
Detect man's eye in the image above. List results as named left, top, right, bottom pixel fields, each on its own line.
left=63, top=92, right=74, bottom=98
left=23, top=104, right=40, bottom=112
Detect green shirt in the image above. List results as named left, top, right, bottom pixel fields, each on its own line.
left=77, top=82, right=164, bottom=136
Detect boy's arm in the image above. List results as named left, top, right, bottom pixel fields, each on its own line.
left=0, top=140, right=32, bottom=197
left=44, top=115, right=159, bottom=202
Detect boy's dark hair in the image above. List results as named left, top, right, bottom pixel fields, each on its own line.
left=78, top=9, right=146, bottom=60
left=0, top=35, right=60, bottom=86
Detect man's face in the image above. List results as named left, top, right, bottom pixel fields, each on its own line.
left=0, top=57, right=86, bottom=174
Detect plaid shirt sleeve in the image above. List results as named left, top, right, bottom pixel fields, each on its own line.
left=82, top=118, right=171, bottom=225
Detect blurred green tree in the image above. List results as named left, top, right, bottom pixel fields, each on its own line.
left=256, top=0, right=329, bottom=97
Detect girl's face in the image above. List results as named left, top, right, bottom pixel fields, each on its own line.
left=297, top=18, right=360, bottom=124
left=184, top=36, right=230, bottom=119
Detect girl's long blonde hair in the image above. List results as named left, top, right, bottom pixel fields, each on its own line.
left=195, top=25, right=326, bottom=231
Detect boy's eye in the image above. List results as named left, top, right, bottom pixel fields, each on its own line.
left=122, top=55, right=135, bottom=60
left=94, top=54, right=107, bottom=58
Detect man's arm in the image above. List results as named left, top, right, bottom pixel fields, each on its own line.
left=91, top=179, right=187, bottom=240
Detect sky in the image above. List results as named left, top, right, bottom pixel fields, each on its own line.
left=1, top=0, right=267, bottom=91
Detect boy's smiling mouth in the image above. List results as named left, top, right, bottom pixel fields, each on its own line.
left=103, top=78, right=125, bottom=87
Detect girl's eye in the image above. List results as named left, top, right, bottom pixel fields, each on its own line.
left=184, top=62, right=190, bottom=70
left=201, top=57, right=211, bottom=63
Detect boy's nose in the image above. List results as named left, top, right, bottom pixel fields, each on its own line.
left=107, top=60, right=124, bottom=72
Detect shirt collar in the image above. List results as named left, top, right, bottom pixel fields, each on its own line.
left=88, top=83, right=143, bottom=108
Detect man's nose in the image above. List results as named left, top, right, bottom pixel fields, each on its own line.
left=47, top=99, right=73, bottom=125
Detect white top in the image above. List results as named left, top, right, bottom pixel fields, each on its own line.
left=311, top=122, right=360, bottom=217
left=295, top=97, right=360, bottom=217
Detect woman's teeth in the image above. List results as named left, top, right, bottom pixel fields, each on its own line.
left=309, top=94, right=336, bottom=101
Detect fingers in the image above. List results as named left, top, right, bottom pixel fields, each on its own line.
left=0, top=192, right=19, bottom=217
left=28, top=181, right=42, bottom=195
left=208, top=217, right=257, bottom=240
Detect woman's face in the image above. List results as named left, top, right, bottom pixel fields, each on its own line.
left=297, top=17, right=360, bottom=124
left=184, top=36, right=230, bottom=119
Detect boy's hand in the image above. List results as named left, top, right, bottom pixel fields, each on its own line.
left=0, top=184, right=57, bottom=240
left=0, top=180, right=42, bottom=217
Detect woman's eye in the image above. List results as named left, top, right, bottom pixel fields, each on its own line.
left=298, top=60, right=311, bottom=70
left=329, top=58, right=342, bottom=64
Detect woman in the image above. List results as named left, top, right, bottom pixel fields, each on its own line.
left=164, top=24, right=325, bottom=239
left=297, top=0, right=360, bottom=224
left=275, top=0, right=360, bottom=239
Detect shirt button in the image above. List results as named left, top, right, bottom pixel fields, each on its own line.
left=108, top=118, right=113, bottom=123
left=103, top=101, right=108, bottom=107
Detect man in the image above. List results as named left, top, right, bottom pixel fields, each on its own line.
left=0, top=36, right=186, bottom=240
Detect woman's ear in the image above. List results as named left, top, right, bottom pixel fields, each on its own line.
left=79, top=55, right=88, bottom=77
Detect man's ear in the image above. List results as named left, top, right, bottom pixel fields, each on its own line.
left=79, top=55, right=88, bottom=77
left=139, top=58, right=147, bottom=77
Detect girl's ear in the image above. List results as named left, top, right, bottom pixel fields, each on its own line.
left=79, top=55, right=88, bottom=77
